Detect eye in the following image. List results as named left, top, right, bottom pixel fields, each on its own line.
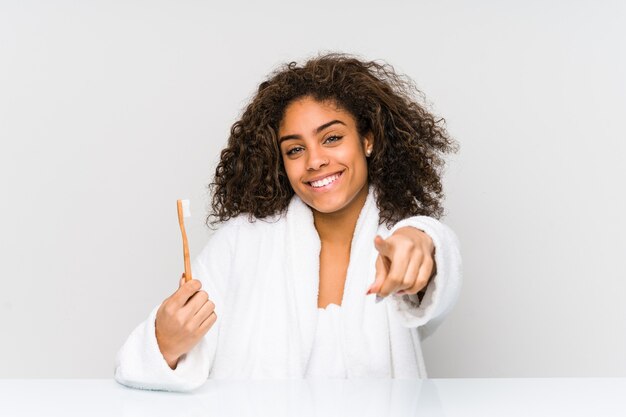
left=286, top=146, right=304, bottom=156
left=324, top=135, right=343, bottom=144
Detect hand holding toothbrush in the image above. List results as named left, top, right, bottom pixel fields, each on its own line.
left=155, top=274, right=217, bottom=370
left=154, top=199, right=217, bottom=370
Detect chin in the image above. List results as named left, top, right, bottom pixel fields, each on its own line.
left=310, top=201, right=346, bottom=214
left=303, top=191, right=353, bottom=214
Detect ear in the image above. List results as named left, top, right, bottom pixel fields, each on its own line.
left=363, top=132, right=375, bottom=156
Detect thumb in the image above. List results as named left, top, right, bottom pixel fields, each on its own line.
left=179, top=273, right=185, bottom=288
left=374, top=235, right=389, bottom=256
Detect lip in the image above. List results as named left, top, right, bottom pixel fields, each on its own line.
left=305, top=170, right=344, bottom=192
left=304, top=170, right=344, bottom=184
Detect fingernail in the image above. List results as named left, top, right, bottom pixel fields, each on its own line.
left=375, top=295, right=384, bottom=303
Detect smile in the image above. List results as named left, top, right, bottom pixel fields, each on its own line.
left=308, top=171, right=343, bottom=189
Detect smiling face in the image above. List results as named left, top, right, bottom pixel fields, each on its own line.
left=278, top=96, right=374, bottom=216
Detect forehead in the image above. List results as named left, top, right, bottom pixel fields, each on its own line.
left=278, top=97, right=355, bottom=132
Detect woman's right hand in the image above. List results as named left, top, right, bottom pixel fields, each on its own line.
left=155, top=274, right=218, bottom=370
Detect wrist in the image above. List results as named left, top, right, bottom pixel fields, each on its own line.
left=155, top=326, right=181, bottom=370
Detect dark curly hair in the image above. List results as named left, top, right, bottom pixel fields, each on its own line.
left=207, top=52, right=458, bottom=229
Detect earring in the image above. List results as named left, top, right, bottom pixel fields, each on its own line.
left=366, top=148, right=372, bottom=157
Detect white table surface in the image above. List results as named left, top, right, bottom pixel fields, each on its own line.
left=0, top=378, right=624, bottom=417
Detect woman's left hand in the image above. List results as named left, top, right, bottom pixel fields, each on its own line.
left=367, top=227, right=436, bottom=299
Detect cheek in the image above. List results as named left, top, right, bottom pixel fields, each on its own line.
left=282, top=159, right=301, bottom=185
left=352, top=156, right=370, bottom=185
left=343, top=149, right=367, bottom=173
left=340, top=144, right=365, bottom=163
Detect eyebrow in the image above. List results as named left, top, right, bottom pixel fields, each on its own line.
left=278, top=120, right=346, bottom=145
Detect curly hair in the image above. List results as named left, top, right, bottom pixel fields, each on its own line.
left=207, top=52, right=459, bottom=229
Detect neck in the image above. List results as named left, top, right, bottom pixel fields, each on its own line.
left=312, top=184, right=369, bottom=245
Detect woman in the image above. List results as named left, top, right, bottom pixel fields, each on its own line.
left=115, top=52, right=462, bottom=392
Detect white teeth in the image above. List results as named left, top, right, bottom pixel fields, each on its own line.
left=310, top=173, right=340, bottom=188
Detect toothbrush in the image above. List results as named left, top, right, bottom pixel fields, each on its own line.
left=176, top=199, right=192, bottom=283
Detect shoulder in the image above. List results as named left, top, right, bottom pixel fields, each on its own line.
left=194, top=211, right=286, bottom=271
left=208, top=211, right=286, bottom=243
left=378, top=215, right=459, bottom=246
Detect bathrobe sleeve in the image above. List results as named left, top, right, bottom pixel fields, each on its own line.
left=384, top=216, right=462, bottom=339
left=114, top=221, right=235, bottom=392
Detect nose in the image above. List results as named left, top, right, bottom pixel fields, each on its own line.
left=306, top=146, right=329, bottom=171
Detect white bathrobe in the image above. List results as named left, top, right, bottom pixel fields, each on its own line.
left=114, top=185, right=462, bottom=392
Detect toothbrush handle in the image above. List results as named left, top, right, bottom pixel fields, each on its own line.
left=177, top=200, right=192, bottom=282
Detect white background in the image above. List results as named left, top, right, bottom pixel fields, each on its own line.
left=1, top=0, right=624, bottom=378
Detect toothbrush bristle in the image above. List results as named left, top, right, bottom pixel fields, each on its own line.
left=181, top=199, right=191, bottom=217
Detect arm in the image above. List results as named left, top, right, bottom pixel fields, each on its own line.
left=114, top=300, right=216, bottom=392
left=384, top=216, right=463, bottom=339
left=114, top=222, right=235, bottom=391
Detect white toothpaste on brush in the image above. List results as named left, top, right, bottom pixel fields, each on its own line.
left=180, top=199, right=191, bottom=217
